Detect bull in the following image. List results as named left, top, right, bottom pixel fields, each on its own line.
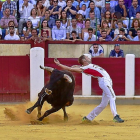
left=26, top=65, right=75, bottom=121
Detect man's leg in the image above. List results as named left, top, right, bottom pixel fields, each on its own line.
left=18, top=19, right=25, bottom=34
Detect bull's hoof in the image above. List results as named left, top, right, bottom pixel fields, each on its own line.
left=30, top=120, right=44, bottom=125
left=37, top=113, right=41, bottom=119
left=64, top=116, right=68, bottom=122
left=26, top=109, right=31, bottom=114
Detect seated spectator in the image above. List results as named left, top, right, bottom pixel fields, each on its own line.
left=52, top=19, right=66, bottom=40
left=28, top=8, right=40, bottom=29
left=20, top=35, right=26, bottom=41
left=63, top=0, right=77, bottom=19
left=128, top=19, right=140, bottom=40
left=82, top=19, right=91, bottom=39
left=27, top=28, right=38, bottom=41
left=0, top=28, right=2, bottom=40
left=48, top=0, right=62, bottom=20
left=4, top=26, right=20, bottom=40
left=133, top=28, right=140, bottom=41
left=67, top=18, right=81, bottom=39
left=41, top=10, right=56, bottom=29
left=0, top=8, right=18, bottom=39
left=89, top=43, right=104, bottom=57
left=114, top=21, right=127, bottom=37
left=42, top=0, right=50, bottom=9
left=98, top=30, right=112, bottom=41
left=1, top=0, right=17, bottom=16
left=6, top=20, right=19, bottom=35
left=83, top=28, right=97, bottom=41
left=136, top=12, right=140, bottom=23
left=76, top=14, right=85, bottom=29
left=41, top=19, right=51, bottom=39
left=77, top=4, right=86, bottom=18
left=86, top=1, right=100, bottom=19
left=19, top=0, right=34, bottom=35
left=59, top=10, right=70, bottom=28
left=41, top=31, right=52, bottom=41
left=100, top=20, right=111, bottom=36
left=36, top=0, right=46, bottom=17
left=72, top=0, right=80, bottom=11
left=102, top=11, right=112, bottom=28
left=58, top=0, right=66, bottom=9
left=64, top=30, right=82, bottom=42
left=94, top=0, right=105, bottom=11
left=23, top=20, right=33, bottom=39
left=80, top=0, right=90, bottom=8
left=109, top=44, right=124, bottom=58
left=112, top=28, right=130, bottom=41
left=101, top=1, right=115, bottom=17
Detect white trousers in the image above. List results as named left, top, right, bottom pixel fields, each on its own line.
left=86, top=78, right=118, bottom=121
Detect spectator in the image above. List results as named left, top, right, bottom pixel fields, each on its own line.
left=1, top=0, right=17, bottom=16
left=27, top=28, right=38, bottom=40
left=98, top=30, right=112, bottom=41
left=18, top=0, right=34, bottom=35
left=72, top=0, right=79, bottom=11
left=82, top=19, right=91, bottom=39
left=124, top=0, right=132, bottom=9
left=136, top=12, right=140, bottom=23
left=52, top=19, right=66, bottom=40
left=102, top=11, right=112, bottom=28
left=112, top=28, right=130, bottom=41
left=58, top=0, right=66, bottom=9
left=133, top=28, right=140, bottom=41
left=41, top=10, right=55, bottom=29
left=0, top=8, right=18, bottom=39
left=28, top=8, right=40, bottom=29
left=36, top=0, right=46, bottom=17
left=41, top=31, right=52, bottom=41
left=101, top=1, right=115, bottom=18
left=23, top=20, right=33, bottom=39
left=4, top=26, right=20, bottom=40
left=0, top=28, right=2, bottom=40
left=128, top=19, right=140, bottom=40
left=63, top=0, right=77, bottom=19
left=64, top=30, right=82, bottom=42
left=94, top=0, right=105, bottom=11
left=80, top=0, right=90, bottom=8
left=6, top=20, right=19, bottom=35
left=77, top=4, right=86, bottom=18
left=42, top=0, right=50, bottom=9
left=109, top=44, right=124, bottom=58
left=85, top=1, right=100, bottom=19
left=83, top=28, right=97, bottom=41
left=110, top=0, right=118, bottom=8
left=20, top=35, right=25, bottom=41
left=89, top=43, right=104, bottom=57
left=48, top=0, right=62, bottom=20
left=41, top=19, right=51, bottom=39
left=59, top=10, right=70, bottom=28
left=19, top=0, right=36, bottom=7
left=76, top=14, right=85, bottom=29
left=67, top=18, right=81, bottom=39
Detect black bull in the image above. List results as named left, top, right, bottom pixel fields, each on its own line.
left=26, top=66, right=75, bottom=121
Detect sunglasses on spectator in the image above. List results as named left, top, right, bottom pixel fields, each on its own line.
left=53, top=1, right=58, bottom=3
left=43, top=22, right=47, bottom=23
left=94, top=47, right=98, bottom=48
left=106, top=13, right=110, bottom=15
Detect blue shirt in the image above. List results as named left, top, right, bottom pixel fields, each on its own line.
left=80, top=0, right=90, bottom=8
left=115, top=4, right=127, bottom=17
left=98, top=35, right=112, bottom=41
left=109, top=49, right=124, bottom=57
left=129, top=5, right=140, bottom=18
left=19, top=0, right=36, bottom=6
left=86, top=7, right=101, bottom=19
left=133, top=36, right=140, bottom=41
left=72, top=1, right=79, bottom=9
left=62, top=6, right=77, bottom=18
left=41, top=17, right=55, bottom=29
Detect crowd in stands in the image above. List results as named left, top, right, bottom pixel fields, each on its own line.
left=0, top=0, right=140, bottom=42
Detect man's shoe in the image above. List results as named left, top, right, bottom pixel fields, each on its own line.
left=82, top=116, right=91, bottom=123
left=113, top=115, right=124, bottom=123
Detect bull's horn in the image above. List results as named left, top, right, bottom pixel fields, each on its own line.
left=40, top=65, right=54, bottom=72
left=64, top=74, right=72, bottom=83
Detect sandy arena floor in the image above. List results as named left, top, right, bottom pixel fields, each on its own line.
left=0, top=102, right=140, bottom=140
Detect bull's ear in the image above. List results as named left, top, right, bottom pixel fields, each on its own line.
left=45, top=88, right=52, bottom=95
left=64, top=74, right=72, bottom=83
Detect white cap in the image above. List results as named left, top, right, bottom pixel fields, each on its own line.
left=84, top=54, right=92, bottom=59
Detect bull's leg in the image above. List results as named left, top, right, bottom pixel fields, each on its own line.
left=38, top=106, right=62, bottom=121
left=62, top=106, right=68, bottom=121
left=37, top=105, right=43, bottom=118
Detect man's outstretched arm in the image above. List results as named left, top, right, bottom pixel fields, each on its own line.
left=54, top=58, right=82, bottom=73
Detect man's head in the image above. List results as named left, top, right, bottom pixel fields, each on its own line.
left=93, top=43, right=99, bottom=52
left=78, top=54, right=91, bottom=65
left=88, top=28, right=93, bottom=35
left=136, top=12, right=140, bottom=19
left=81, top=4, right=86, bottom=11
left=119, top=28, right=125, bottom=36
left=71, top=30, right=77, bottom=39
left=89, top=10, right=95, bottom=19
left=114, top=44, right=121, bottom=54
left=89, top=1, right=95, bottom=9
left=42, top=31, right=48, bottom=37
left=5, top=8, right=10, bottom=16
left=23, top=0, right=28, bottom=4
left=53, top=0, right=58, bottom=6
left=137, top=28, right=140, bottom=37
left=117, top=21, right=123, bottom=28
left=9, top=26, right=15, bottom=35
left=67, top=0, right=72, bottom=7
left=105, top=1, right=110, bottom=9
left=31, top=29, right=37, bottom=36
left=101, top=30, right=107, bottom=38
left=45, top=10, right=50, bottom=18
left=118, top=0, right=124, bottom=6
left=20, top=35, right=25, bottom=41
left=55, top=19, right=61, bottom=28
left=133, top=0, right=138, bottom=7
left=71, top=18, right=77, bottom=26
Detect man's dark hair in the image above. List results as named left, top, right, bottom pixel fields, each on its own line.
left=119, top=28, right=125, bottom=32
left=101, top=30, right=107, bottom=33
left=31, top=28, right=37, bottom=32
left=55, top=19, right=61, bottom=22
left=88, top=28, right=93, bottom=32
left=45, top=10, right=50, bottom=14
left=90, top=10, right=94, bottom=13
left=71, top=30, right=77, bottom=34
left=137, top=28, right=140, bottom=31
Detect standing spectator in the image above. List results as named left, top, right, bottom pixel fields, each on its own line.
left=101, top=1, right=115, bottom=18
left=98, top=30, right=112, bottom=41
left=83, top=28, right=97, bottom=41
left=94, top=0, right=105, bottom=11
left=109, top=44, right=124, bottom=58
left=19, top=0, right=34, bottom=35
left=79, top=0, right=90, bottom=8
left=42, top=0, right=50, bottom=8
left=89, top=43, right=104, bottom=57
left=48, top=0, right=62, bottom=20
left=0, top=8, right=18, bottom=39
left=28, top=8, right=40, bottom=29
left=67, top=18, right=81, bottom=38
left=41, top=10, right=55, bottom=29
left=133, top=28, right=140, bottom=41
left=4, top=26, right=20, bottom=40
left=77, top=4, right=86, bottom=18
left=52, top=19, right=66, bottom=40
left=1, top=0, right=17, bottom=16
left=36, top=0, right=46, bottom=17
left=63, top=0, right=77, bottom=19
left=58, top=0, right=66, bottom=9
left=85, top=1, right=100, bottom=20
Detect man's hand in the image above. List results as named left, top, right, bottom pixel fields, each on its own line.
left=54, top=58, right=60, bottom=65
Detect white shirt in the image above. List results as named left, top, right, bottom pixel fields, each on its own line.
left=58, top=1, right=66, bottom=8
left=19, top=3, right=34, bottom=19
left=77, top=10, right=86, bottom=17
left=28, top=16, right=40, bottom=28
left=4, top=34, right=20, bottom=40
left=114, top=28, right=127, bottom=35
left=89, top=47, right=103, bottom=57
left=94, top=0, right=105, bottom=8
left=84, top=32, right=97, bottom=41
left=43, top=0, right=50, bottom=8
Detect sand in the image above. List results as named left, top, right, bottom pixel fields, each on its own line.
left=0, top=102, right=140, bottom=140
